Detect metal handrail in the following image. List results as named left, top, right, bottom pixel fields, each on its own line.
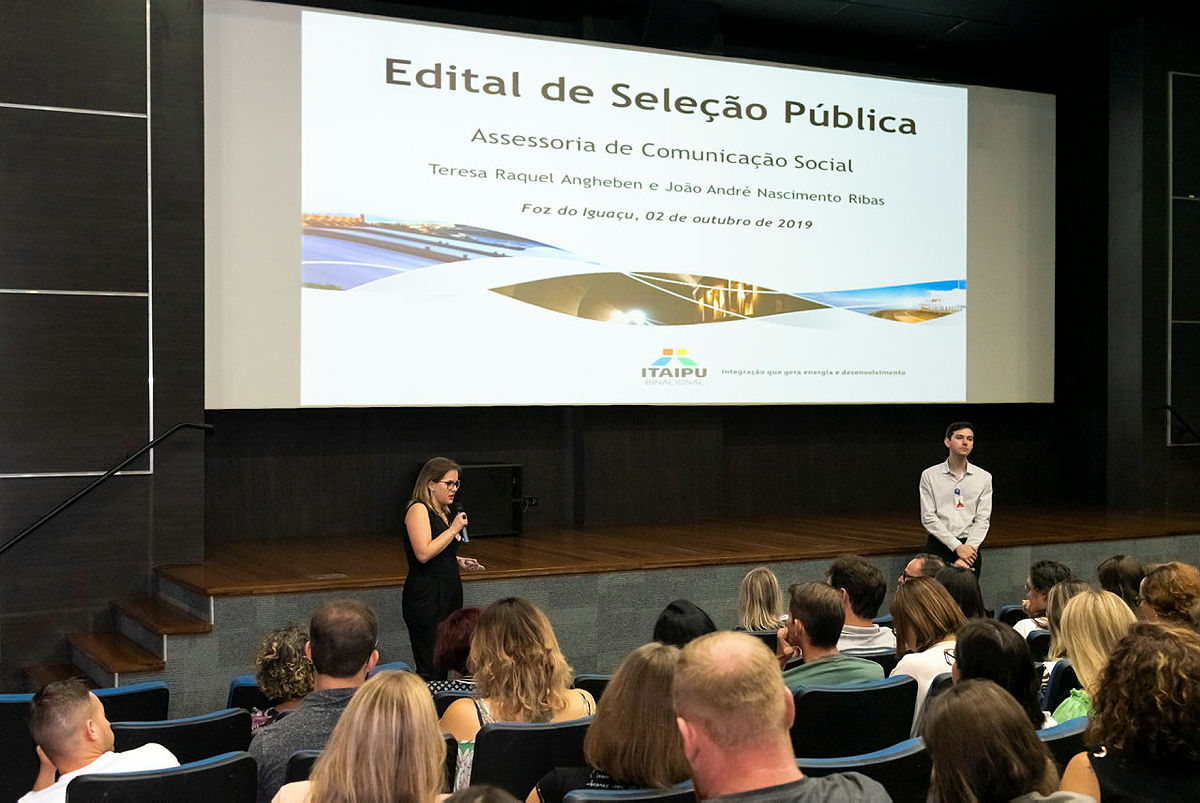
left=0, top=422, right=212, bottom=557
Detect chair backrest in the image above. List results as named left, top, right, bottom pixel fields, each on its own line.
left=444, top=731, right=457, bottom=792
left=0, top=692, right=38, bottom=803
left=226, top=674, right=273, bottom=712
left=791, top=676, right=917, bottom=758
left=1043, top=660, right=1080, bottom=713
left=66, top=750, right=256, bottom=802
left=112, top=707, right=251, bottom=765
left=369, top=660, right=412, bottom=676
left=872, top=614, right=894, bottom=629
left=1027, top=629, right=1052, bottom=662
left=471, top=717, right=593, bottom=797
left=95, top=681, right=170, bottom=723
left=996, top=604, right=1026, bottom=627
left=746, top=629, right=780, bottom=652
left=573, top=674, right=612, bottom=702
left=434, top=690, right=473, bottom=718
left=1038, top=716, right=1089, bottom=771
left=286, top=749, right=322, bottom=783
left=797, top=736, right=931, bottom=803
left=564, top=782, right=695, bottom=802
left=851, top=648, right=899, bottom=676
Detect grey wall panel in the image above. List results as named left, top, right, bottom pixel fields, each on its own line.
left=0, top=0, right=146, bottom=113
left=0, top=108, right=147, bottom=292
left=0, top=294, right=148, bottom=474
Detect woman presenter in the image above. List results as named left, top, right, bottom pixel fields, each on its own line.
left=403, top=457, right=483, bottom=679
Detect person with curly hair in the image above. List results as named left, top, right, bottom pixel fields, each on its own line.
left=1060, top=623, right=1200, bottom=801
left=1138, top=561, right=1200, bottom=625
left=252, top=623, right=315, bottom=730
left=439, top=598, right=595, bottom=791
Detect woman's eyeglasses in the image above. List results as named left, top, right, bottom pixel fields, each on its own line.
left=943, top=647, right=957, bottom=666
left=438, top=480, right=461, bottom=490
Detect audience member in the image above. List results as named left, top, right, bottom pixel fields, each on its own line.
left=952, top=619, right=1053, bottom=729
left=652, top=599, right=717, bottom=648
left=935, top=565, right=989, bottom=619
left=1095, top=554, right=1144, bottom=613
left=1050, top=590, right=1135, bottom=723
left=924, top=680, right=1087, bottom=803
left=250, top=598, right=379, bottom=803
left=530, top=643, right=689, bottom=802
left=826, top=554, right=896, bottom=652
left=272, top=670, right=445, bottom=803
left=440, top=598, right=595, bottom=791
left=673, top=631, right=889, bottom=801
left=1060, top=623, right=1200, bottom=801
left=1044, top=580, right=1092, bottom=662
left=1015, top=560, right=1076, bottom=637
left=898, top=552, right=945, bottom=583
left=19, top=679, right=178, bottom=803
left=1138, top=561, right=1200, bottom=625
left=736, top=567, right=785, bottom=632
left=777, top=582, right=884, bottom=691
left=429, top=606, right=482, bottom=694
left=252, top=623, right=314, bottom=730
left=889, top=576, right=966, bottom=731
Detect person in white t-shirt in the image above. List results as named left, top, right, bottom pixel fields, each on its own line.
left=1012, top=560, right=1075, bottom=638
left=19, top=679, right=178, bottom=803
left=825, top=554, right=896, bottom=653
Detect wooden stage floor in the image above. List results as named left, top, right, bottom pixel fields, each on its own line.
left=159, top=508, right=1200, bottom=597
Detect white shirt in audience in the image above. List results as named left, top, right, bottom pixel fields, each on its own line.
left=838, top=624, right=897, bottom=653
left=1014, top=617, right=1047, bottom=638
left=890, top=638, right=955, bottom=735
left=18, top=743, right=178, bottom=803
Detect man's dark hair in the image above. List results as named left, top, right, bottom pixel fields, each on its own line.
left=945, top=421, right=975, bottom=439
left=1028, top=560, right=1074, bottom=594
left=30, top=678, right=93, bottom=763
left=309, top=599, right=378, bottom=678
left=826, top=554, right=887, bottom=619
left=652, top=599, right=716, bottom=648
left=787, top=582, right=844, bottom=649
left=912, top=553, right=946, bottom=577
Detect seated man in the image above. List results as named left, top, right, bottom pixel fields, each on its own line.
left=1014, top=560, right=1074, bottom=637
left=898, top=552, right=944, bottom=584
left=826, top=555, right=896, bottom=653
left=250, top=598, right=379, bottom=803
left=778, top=582, right=884, bottom=691
left=674, top=631, right=889, bottom=801
left=20, top=679, right=178, bottom=803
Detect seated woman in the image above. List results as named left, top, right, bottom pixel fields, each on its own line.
left=1040, top=579, right=1091, bottom=696
left=528, top=642, right=690, bottom=802
left=429, top=606, right=482, bottom=695
left=272, top=670, right=445, bottom=802
left=1014, top=560, right=1076, bottom=637
left=735, top=567, right=785, bottom=632
left=924, top=680, right=1090, bottom=802
left=1095, top=554, right=1144, bottom=613
left=1138, top=561, right=1200, bottom=625
left=440, top=597, right=596, bottom=791
left=252, top=623, right=314, bottom=730
left=652, top=599, right=716, bottom=648
left=935, top=565, right=989, bottom=619
left=952, top=618, right=1054, bottom=729
left=1050, top=589, right=1136, bottom=723
left=888, top=576, right=966, bottom=731
left=1060, top=623, right=1200, bottom=802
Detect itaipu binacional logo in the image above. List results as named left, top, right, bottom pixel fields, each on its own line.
left=642, top=348, right=708, bottom=383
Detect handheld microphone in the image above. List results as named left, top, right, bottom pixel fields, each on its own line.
left=452, top=502, right=470, bottom=543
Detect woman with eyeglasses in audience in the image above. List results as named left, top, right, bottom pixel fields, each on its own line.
left=440, top=597, right=595, bottom=791
left=528, top=642, right=689, bottom=802
left=951, top=618, right=1054, bottom=729
left=889, top=576, right=966, bottom=731
left=1060, top=623, right=1200, bottom=801
left=1049, top=590, right=1136, bottom=723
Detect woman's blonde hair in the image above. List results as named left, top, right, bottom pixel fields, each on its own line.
left=584, top=643, right=690, bottom=789
left=736, top=567, right=784, bottom=631
left=410, top=457, right=460, bottom=520
left=468, top=597, right=574, bottom=722
left=309, top=670, right=445, bottom=803
left=1058, top=589, right=1136, bottom=693
left=1045, top=579, right=1091, bottom=661
left=890, top=576, right=965, bottom=657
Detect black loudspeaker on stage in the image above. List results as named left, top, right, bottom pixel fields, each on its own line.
left=456, top=463, right=523, bottom=537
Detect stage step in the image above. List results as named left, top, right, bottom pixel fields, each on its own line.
left=112, top=596, right=212, bottom=635
left=22, top=661, right=92, bottom=691
left=67, top=631, right=165, bottom=685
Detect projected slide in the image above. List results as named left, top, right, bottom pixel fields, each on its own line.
left=300, top=11, right=968, bottom=405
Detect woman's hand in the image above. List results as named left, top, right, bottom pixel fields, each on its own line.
left=458, top=556, right=485, bottom=571
left=452, top=511, right=469, bottom=534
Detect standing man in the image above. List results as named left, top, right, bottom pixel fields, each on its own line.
left=919, top=421, right=992, bottom=577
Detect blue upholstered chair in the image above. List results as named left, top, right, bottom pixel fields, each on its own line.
left=564, top=782, right=695, bottom=801
left=434, top=689, right=472, bottom=718
left=65, top=750, right=256, bottom=802
left=94, top=681, right=170, bottom=723
left=470, top=716, right=594, bottom=796
left=1026, top=628, right=1052, bottom=662
left=573, top=673, right=612, bottom=702
left=797, top=736, right=931, bottom=803
left=1039, top=716, right=1088, bottom=771
left=1043, top=659, right=1080, bottom=712
left=996, top=604, right=1026, bottom=627
left=369, top=660, right=412, bottom=676
left=285, top=749, right=322, bottom=783
left=112, top=707, right=251, bottom=764
left=790, top=675, right=917, bottom=757
left=226, top=674, right=272, bottom=712
left=872, top=613, right=894, bottom=628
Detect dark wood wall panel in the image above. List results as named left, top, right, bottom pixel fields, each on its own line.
left=1174, top=199, right=1200, bottom=321
left=0, top=108, right=147, bottom=292
left=0, top=0, right=146, bottom=113
left=1172, top=74, right=1200, bottom=198
left=0, top=295, right=149, bottom=473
